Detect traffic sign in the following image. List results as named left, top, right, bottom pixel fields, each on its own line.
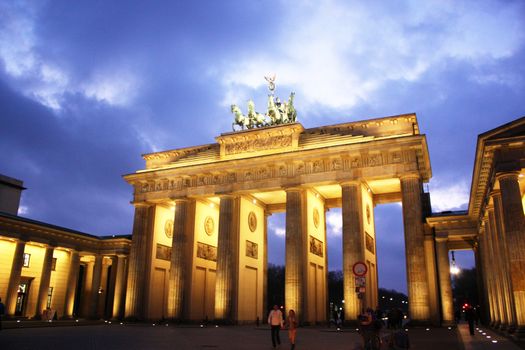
left=352, top=261, right=368, bottom=276
left=355, top=276, right=366, bottom=287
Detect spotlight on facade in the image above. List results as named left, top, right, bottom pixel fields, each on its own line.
left=450, top=251, right=460, bottom=275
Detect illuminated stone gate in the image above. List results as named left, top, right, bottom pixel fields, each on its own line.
left=123, top=113, right=440, bottom=324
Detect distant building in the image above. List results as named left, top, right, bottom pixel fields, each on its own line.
left=0, top=174, right=131, bottom=320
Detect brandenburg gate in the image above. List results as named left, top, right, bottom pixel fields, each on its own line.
left=123, top=93, right=438, bottom=324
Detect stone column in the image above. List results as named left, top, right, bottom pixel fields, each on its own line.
left=400, top=174, right=430, bottom=323
left=5, top=239, right=27, bottom=316
left=474, top=243, right=489, bottom=325
left=488, top=207, right=508, bottom=329
left=215, top=195, right=240, bottom=322
left=167, top=198, right=191, bottom=320
left=341, top=181, right=364, bottom=322
left=263, top=212, right=269, bottom=323
left=497, top=172, right=525, bottom=335
left=480, top=219, right=497, bottom=326
left=125, top=203, right=154, bottom=320
left=34, top=245, right=55, bottom=318
left=285, top=188, right=306, bottom=322
left=435, top=236, right=454, bottom=326
left=112, top=256, right=127, bottom=320
left=63, top=250, right=80, bottom=318
left=424, top=233, right=440, bottom=326
left=492, top=190, right=517, bottom=331
left=104, top=256, right=119, bottom=319
left=89, top=254, right=103, bottom=319
left=81, top=260, right=94, bottom=316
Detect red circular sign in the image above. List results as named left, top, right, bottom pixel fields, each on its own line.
left=352, top=262, right=368, bottom=276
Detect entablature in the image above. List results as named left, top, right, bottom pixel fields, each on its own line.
left=126, top=132, right=431, bottom=203
left=0, top=213, right=131, bottom=256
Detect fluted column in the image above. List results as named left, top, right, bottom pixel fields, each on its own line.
left=497, top=172, right=525, bottom=335
left=474, top=242, right=489, bottom=325
left=435, top=236, right=454, bottom=325
left=215, top=195, right=240, bottom=322
left=487, top=208, right=505, bottom=327
left=167, top=199, right=191, bottom=320
left=263, top=211, right=269, bottom=322
left=89, top=254, right=103, bottom=319
left=6, top=240, right=27, bottom=316
left=480, top=219, right=496, bottom=326
left=104, top=256, right=119, bottom=319
left=341, top=181, right=364, bottom=322
left=63, top=250, right=80, bottom=318
left=285, top=188, right=306, bottom=323
left=111, top=256, right=127, bottom=320
left=400, top=174, right=430, bottom=323
left=125, top=203, right=154, bottom=319
left=34, top=245, right=55, bottom=318
left=492, top=190, right=517, bottom=331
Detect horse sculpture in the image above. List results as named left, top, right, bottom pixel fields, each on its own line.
left=247, top=100, right=267, bottom=128
left=231, top=104, right=250, bottom=131
left=286, top=92, right=297, bottom=123
left=267, top=94, right=282, bottom=125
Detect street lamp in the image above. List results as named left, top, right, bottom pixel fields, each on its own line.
left=450, top=251, right=460, bottom=275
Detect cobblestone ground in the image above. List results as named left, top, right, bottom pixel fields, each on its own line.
left=0, top=324, right=462, bottom=350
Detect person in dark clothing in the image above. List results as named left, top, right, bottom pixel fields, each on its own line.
left=465, top=306, right=476, bottom=335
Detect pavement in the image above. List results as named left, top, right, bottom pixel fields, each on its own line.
left=0, top=319, right=523, bottom=349
left=457, top=322, right=525, bottom=350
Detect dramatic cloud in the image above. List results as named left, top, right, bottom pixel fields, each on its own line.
left=216, top=0, right=525, bottom=116
left=429, top=178, right=470, bottom=212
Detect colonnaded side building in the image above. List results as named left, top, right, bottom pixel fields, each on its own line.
left=0, top=113, right=523, bottom=334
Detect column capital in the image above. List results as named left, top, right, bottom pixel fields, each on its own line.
left=339, top=180, right=361, bottom=187
left=434, top=232, right=449, bottom=243
left=216, top=193, right=237, bottom=199
left=489, top=189, right=501, bottom=198
left=170, top=197, right=190, bottom=204
left=496, top=171, right=521, bottom=182
left=284, top=186, right=304, bottom=193
left=131, top=201, right=152, bottom=208
left=399, top=173, right=421, bottom=181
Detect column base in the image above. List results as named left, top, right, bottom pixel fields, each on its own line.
left=499, top=323, right=508, bottom=331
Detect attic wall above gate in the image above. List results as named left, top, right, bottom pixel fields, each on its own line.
left=124, top=113, right=432, bottom=203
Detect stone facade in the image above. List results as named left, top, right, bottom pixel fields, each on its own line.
left=123, top=113, right=437, bottom=324
left=0, top=210, right=130, bottom=320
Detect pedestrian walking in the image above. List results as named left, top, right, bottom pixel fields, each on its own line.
left=268, top=305, right=284, bottom=348
left=286, top=309, right=297, bottom=350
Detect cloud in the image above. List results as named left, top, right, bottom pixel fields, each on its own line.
left=326, top=210, right=342, bottom=237
left=429, top=178, right=470, bottom=212
left=0, top=2, right=141, bottom=111
left=214, top=0, right=525, bottom=115
left=273, top=227, right=285, bottom=238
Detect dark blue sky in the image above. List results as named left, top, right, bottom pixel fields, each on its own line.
left=1, top=0, right=524, bottom=293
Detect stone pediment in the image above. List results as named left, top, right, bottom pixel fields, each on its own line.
left=216, top=123, right=304, bottom=159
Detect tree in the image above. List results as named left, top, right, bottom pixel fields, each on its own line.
left=267, top=264, right=285, bottom=310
